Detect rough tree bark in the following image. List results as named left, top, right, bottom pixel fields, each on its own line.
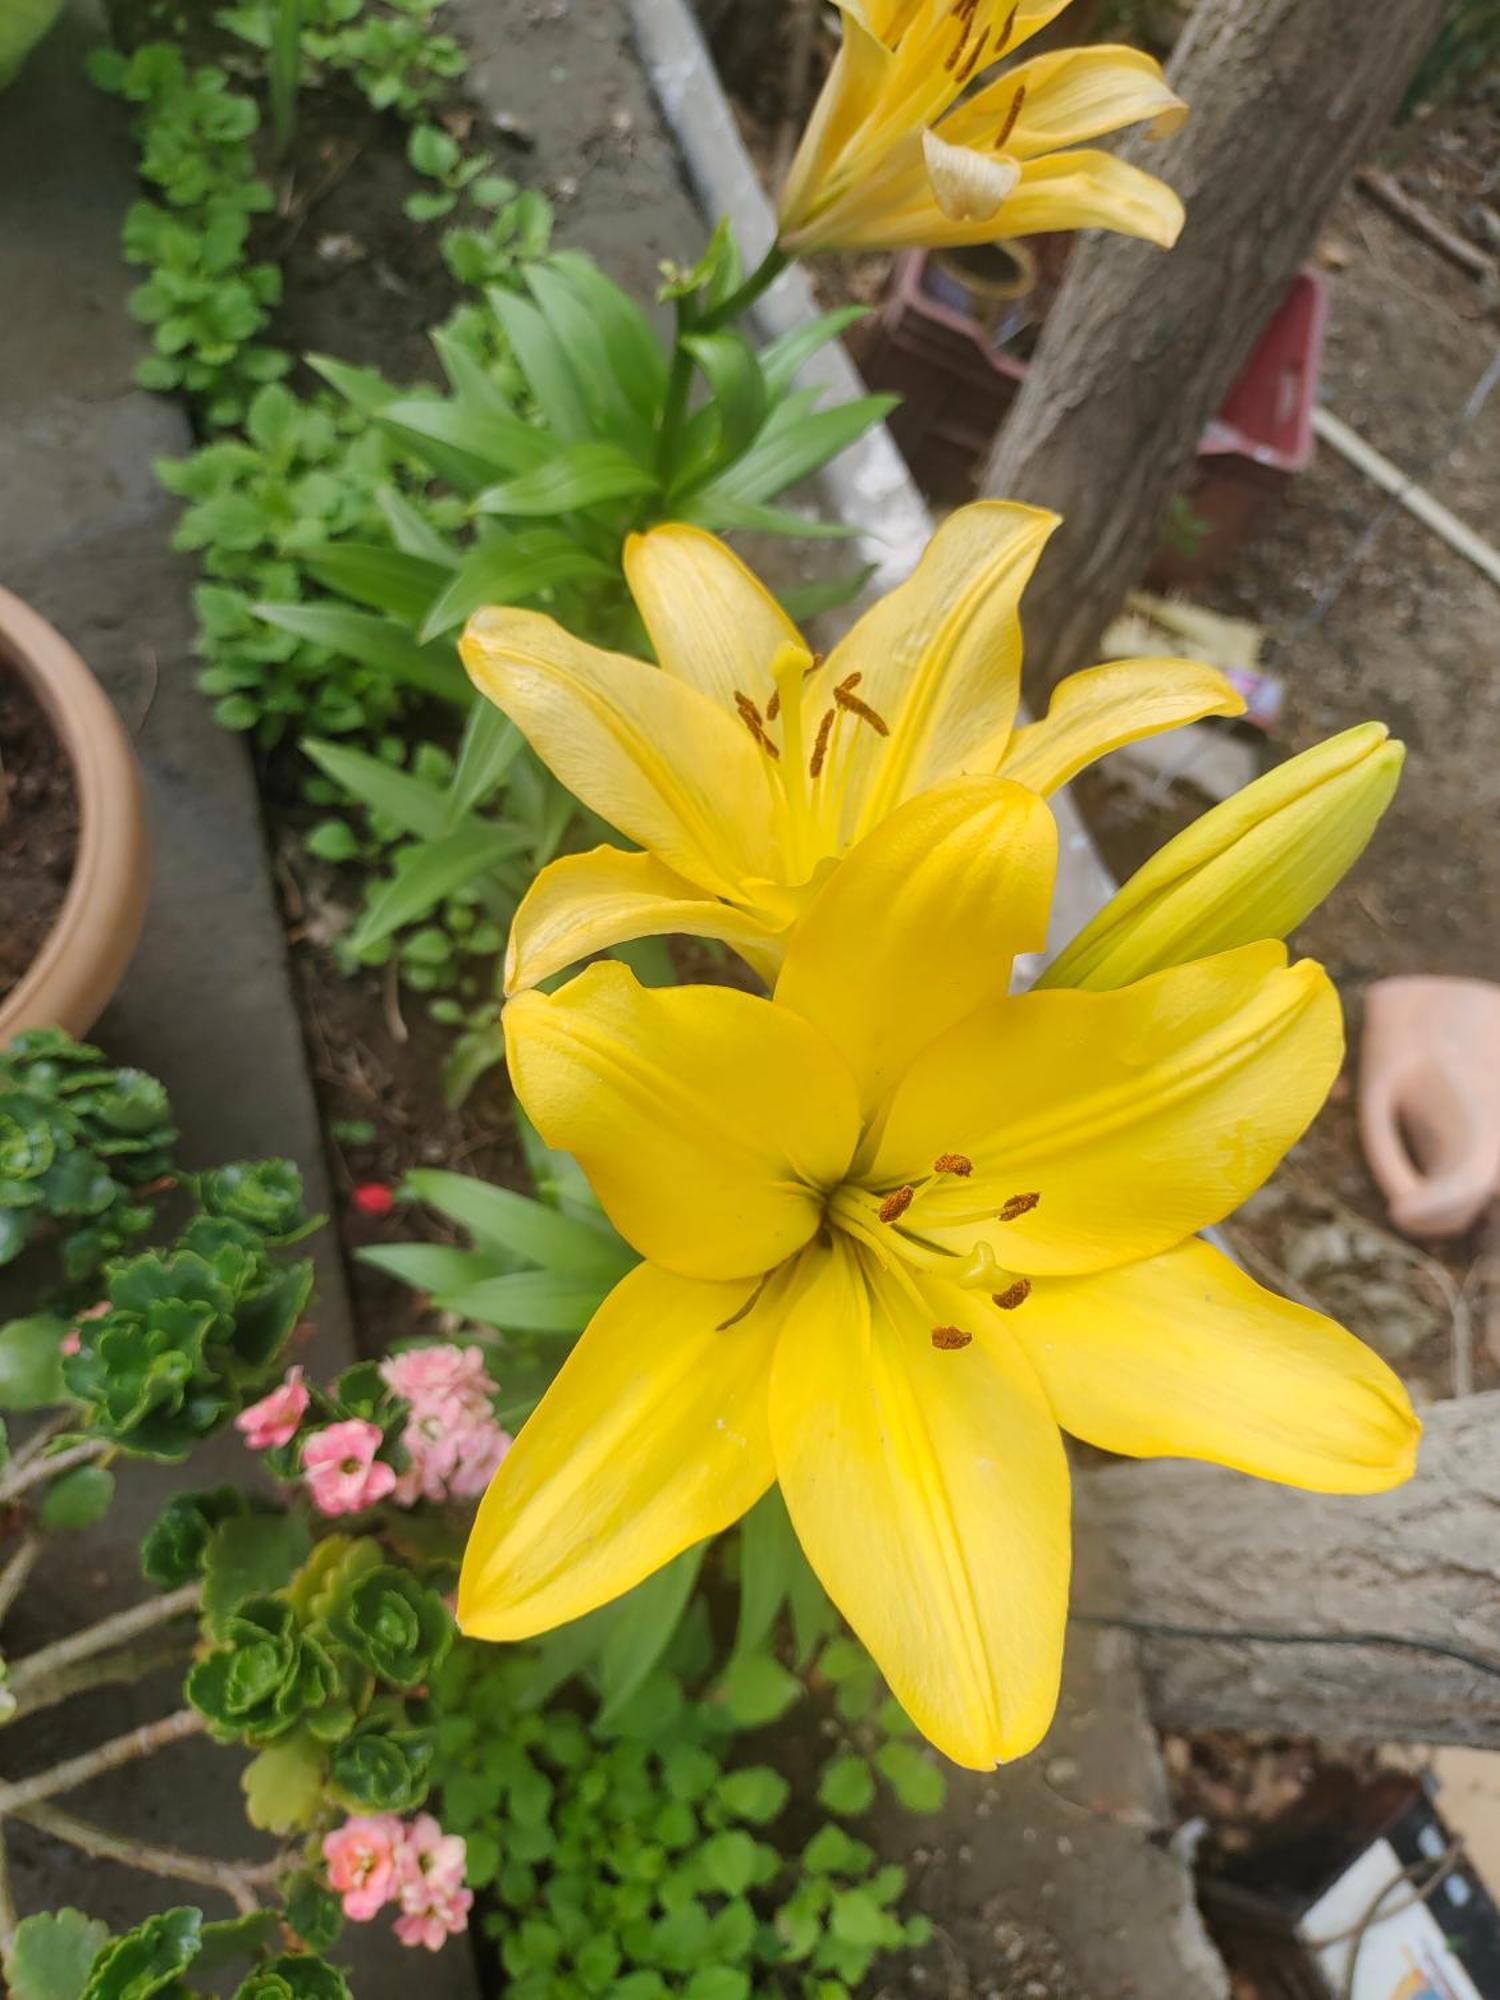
left=1077, top=1390, right=1500, bottom=1745
left=983, top=0, right=1451, bottom=700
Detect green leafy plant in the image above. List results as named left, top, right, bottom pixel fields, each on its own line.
left=360, top=1136, right=635, bottom=1361
left=0, top=1029, right=177, bottom=1282
left=430, top=1621, right=939, bottom=2000
left=88, top=41, right=286, bottom=427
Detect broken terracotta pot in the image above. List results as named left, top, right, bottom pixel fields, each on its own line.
left=1358, top=976, right=1500, bottom=1237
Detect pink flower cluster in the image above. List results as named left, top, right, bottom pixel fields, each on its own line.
left=322, top=1813, right=472, bottom=1951
left=379, top=1343, right=511, bottom=1506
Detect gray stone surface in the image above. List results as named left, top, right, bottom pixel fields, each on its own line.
left=0, top=13, right=473, bottom=1993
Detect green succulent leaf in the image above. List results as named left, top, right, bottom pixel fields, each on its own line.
left=233, top=1954, right=351, bottom=2000
left=3, top=1909, right=112, bottom=2000
left=78, top=1908, right=202, bottom=2000
left=38, top=1463, right=116, bottom=1533
left=0, top=1317, right=70, bottom=1412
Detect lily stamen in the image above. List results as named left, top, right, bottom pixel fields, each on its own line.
left=808, top=707, right=836, bottom=779
left=996, top=84, right=1026, bottom=150
left=878, top=1185, right=916, bottom=1223
left=930, top=1325, right=973, bottom=1350
left=733, top=690, right=780, bottom=760
left=992, top=1279, right=1031, bottom=1310
left=833, top=673, right=890, bottom=738
left=933, top=1152, right=973, bottom=1176
left=998, top=1191, right=1040, bottom=1221
left=954, top=25, right=991, bottom=85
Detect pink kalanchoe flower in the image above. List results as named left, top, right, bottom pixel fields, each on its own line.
left=393, top=1815, right=472, bottom=1949
left=59, top=1328, right=82, bottom=1358
left=235, top=1365, right=310, bottom=1452
left=380, top=1343, right=492, bottom=1406
left=379, top=1344, right=510, bottom=1508
left=302, top=1418, right=397, bottom=1516
left=323, top=1814, right=404, bottom=1921
left=394, top=1893, right=473, bottom=1952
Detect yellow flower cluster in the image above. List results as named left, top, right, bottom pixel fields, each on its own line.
left=456, top=510, right=1415, bottom=1771
left=448, top=0, right=1415, bottom=1773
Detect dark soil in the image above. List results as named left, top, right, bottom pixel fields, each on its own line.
left=0, top=664, right=78, bottom=1002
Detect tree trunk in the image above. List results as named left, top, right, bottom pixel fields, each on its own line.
left=982, top=0, right=1450, bottom=701
left=1076, top=1391, right=1500, bottom=1745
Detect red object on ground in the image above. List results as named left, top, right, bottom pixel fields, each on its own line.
left=855, top=252, right=1327, bottom=583
left=352, top=1181, right=396, bottom=1218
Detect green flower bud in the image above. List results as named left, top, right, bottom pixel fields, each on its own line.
left=1042, top=723, right=1403, bottom=992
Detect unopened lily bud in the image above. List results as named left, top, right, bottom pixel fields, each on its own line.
left=1041, top=723, right=1403, bottom=992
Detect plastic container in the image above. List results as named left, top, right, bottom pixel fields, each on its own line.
left=854, top=250, right=1327, bottom=582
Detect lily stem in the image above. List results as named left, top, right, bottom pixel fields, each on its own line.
left=0, top=1708, right=205, bottom=1816
left=655, top=331, right=696, bottom=487
left=0, top=1438, right=108, bottom=1506
left=10, top=1804, right=281, bottom=1916
left=699, top=241, right=790, bottom=331
left=5, top=1583, right=202, bottom=1709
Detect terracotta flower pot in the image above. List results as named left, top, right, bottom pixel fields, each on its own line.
left=0, top=587, right=149, bottom=1042
left=1358, top=975, right=1500, bottom=1238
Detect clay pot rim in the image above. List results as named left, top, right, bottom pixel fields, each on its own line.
left=0, top=585, right=149, bottom=1045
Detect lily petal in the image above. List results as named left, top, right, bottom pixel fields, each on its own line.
left=921, top=129, right=1020, bottom=221
left=873, top=943, right=1343, bottom=1275
left=458, top=1262, right=779, bottom=1640
left=624, top=523, right=805, bottom=713
left=998, top=657, right=1243, bottom=797
left=1015, top=1237, right=1419, bottom=1492
left=1041, top=725, right=1404, bottom=991
left=941, top=46, right=1187, bottom=160
left=777, top=779, right=1056, bottom=1118
left=814, top=500, right=1058, bottom=843
left=770, top=1241, right=1071, bottom=1768
left=504, top=962, right=860, bottom=1281
left=999, top=147, right=1185, bottom=246
left=462, top=606, right=777, bottom=896
left=504, top=845, right=789, bottom=995
left=778, top=2, right=892, bottom=246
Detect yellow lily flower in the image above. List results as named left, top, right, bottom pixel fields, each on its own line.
left=1043, top=723, right=1405, bottom=992
left=776, top=1, right=1187, bottom=256
left=458, top=781, right=1418, bottom=1769
left=461, top=503, right=1241, bottom=993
